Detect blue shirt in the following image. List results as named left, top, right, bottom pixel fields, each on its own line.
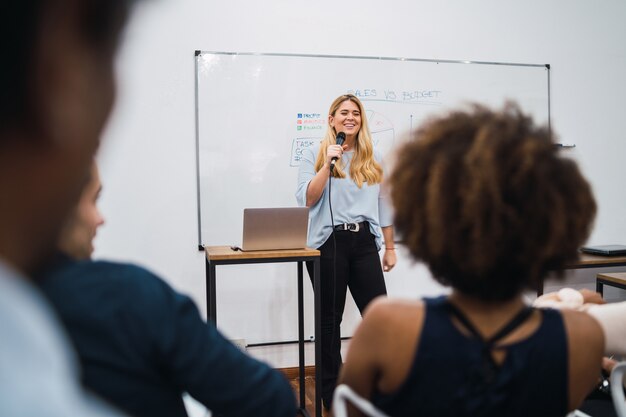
left=295, top=144, right=393, bottom=249
left=0, top=258, right=122, bottom=417
left=38, top=254, right=297, bottom=417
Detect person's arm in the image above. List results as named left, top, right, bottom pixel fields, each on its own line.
left=144, top=274, right=296, bottom=417
left=305, top=162, right=331, bottom=207
left=586, top=301, right=626, bottom=355
left=377, top=159, right=396, bottom=272
left=533, top=287, right=585, bottom=309
left=336, top=298, right=423, bottom=417
left=579, top=288, right=606, bottom=305
left=303, top=144, right=345, bottom=207
left=381, top=226, right=396, bottom=272
left=336, top=299, right=388, bottom=417
left=561, top=309, right=605, bottom=412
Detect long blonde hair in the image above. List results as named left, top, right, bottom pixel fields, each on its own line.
left=314, top=94, right=383, bottom=187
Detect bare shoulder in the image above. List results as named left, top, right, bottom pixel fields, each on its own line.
left=351, top=297, right=427, bottom=394
left=560, top=309, right=604, bottom=358
left=353, top=296, right=426, bottom=358
left=362, top=296, right=425, bottom=331
left=340, top=298, right=426, bottom=403
left=560, top=309, right=604, bottom=346
left=559, top=309, right=604, bottom=410
left=343, top=297, right=423, bottom=366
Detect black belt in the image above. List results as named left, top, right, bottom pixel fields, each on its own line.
left=334, top=221, right=367, bottom=232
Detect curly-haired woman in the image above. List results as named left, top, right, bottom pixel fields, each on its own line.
left=337, top=103, right=603, bottom=417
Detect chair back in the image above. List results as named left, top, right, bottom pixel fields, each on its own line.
left=611, top=362, right=626, bottom=417
left=332, top=384, right=390, bottom=417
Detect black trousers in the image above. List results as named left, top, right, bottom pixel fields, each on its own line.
left=306, top=223, right=387, bottom=405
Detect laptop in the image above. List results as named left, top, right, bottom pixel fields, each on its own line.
left=580, top=244, right=626, bottom=256
left=234, top=207, right=309, bottom=251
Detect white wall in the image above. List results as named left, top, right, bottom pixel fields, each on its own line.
left=95, top=0, right=626, bottom=367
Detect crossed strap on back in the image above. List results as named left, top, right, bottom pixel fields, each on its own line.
left=446, top=301, right=534, bottom=384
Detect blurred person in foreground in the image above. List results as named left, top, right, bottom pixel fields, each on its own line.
left=0, top=0, right=136, bottom=415
left=535, top=288, right=626, bottom=417
left=37, top=162, right=297, bottom=417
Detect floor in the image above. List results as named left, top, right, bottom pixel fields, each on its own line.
left=288, top=374, right=329, bottom=417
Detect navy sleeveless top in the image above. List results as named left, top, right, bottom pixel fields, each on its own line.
left=372, top=296, right=568, bottom=417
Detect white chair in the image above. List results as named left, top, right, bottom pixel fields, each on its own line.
left=331, top=385, right=605, bottom=417
left=611, top=361, right=626, bottom=417
left=332, top=384, right=390, bottom=417
left=183, top=393, right=211, bottom=417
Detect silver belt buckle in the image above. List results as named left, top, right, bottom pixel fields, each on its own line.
left=347, top=222, right=359, bottom=232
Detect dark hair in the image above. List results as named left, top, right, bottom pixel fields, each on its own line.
left=0, top=0, right=133, bottom=137
left=390, top=103, right=596, bottom=301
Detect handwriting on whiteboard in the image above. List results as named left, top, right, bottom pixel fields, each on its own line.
left=347, top=89, right=443, bottom=104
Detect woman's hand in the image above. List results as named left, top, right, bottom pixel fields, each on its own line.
left=326, top=144, right=346, bottom=166
left=383, top=249, right=396, bottom=272
left=534, top=287, right=605, bottom=311
left=579, top=288, right=606, bottom=305
left=381, top=226, right=396, bottom=273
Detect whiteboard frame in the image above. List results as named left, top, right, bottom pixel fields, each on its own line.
left=193, top=51, right=551, bottom=249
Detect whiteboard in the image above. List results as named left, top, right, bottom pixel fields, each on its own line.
left=195, top=52, right=550, bottom=247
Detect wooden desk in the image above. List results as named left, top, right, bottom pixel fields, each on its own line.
left=566, top=253, right=626, bottom=270
left=204, top=246, right=322, bottom=417
left=596, top=272, right=626, bottom=295
left=537, top=253, right=626, bottom=296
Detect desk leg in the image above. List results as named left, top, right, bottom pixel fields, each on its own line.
left=313, top=258, right=322, bottom=417
left=596, top=280, right=604, bottom=296
left=206, top=258, right=217, bottom=322
left=297, top=262, right=310, bottom=417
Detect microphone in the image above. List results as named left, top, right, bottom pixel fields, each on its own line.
left=330, top=132, right=346, bottom=172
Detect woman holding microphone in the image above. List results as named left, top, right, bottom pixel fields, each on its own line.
left=296, top=94, right=396, bottom=408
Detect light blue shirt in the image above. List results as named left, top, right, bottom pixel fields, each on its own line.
left=295, top=144, right=393, bottom=249
left=0, top=258, right=124, bottom=417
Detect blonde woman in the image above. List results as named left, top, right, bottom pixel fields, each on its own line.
left=296, top=94, right=396, bottom=408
